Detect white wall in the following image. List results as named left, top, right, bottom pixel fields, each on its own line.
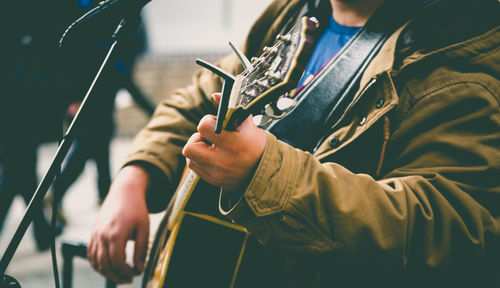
left=141, top=0, right=273, bottom=55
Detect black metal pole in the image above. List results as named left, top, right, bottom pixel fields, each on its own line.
left=0, top=16, right=133, bottom=285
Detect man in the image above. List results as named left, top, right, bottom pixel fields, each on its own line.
left=88, top=0, right=500, bottom=286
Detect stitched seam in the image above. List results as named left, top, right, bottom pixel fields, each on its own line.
left=246, top=134, right=292, bottom=215
left=471, top=41, right=500, bottom=63
left=246, top=134, right=273, bottom=212
left=398, top=26, right=500, bottom=71
left=280, top=147, right=299, bottom=209
left=376, top=116, right=391, bottom=177
left=410, top=81, right=500, bottom=110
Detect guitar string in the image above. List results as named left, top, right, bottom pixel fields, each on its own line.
left=240, top=19, right=303, bottom=91
left=240, top=30, right=288, bottom=80
left=234, top=21, right=303, bottom=107
left=238, top=40, right=285, bottom=97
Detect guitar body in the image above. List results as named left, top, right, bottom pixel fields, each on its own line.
left=144, top=173, right=284, bottom=288
left=143, top=16, right=318, bottom=288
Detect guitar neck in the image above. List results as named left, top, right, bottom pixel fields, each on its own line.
left=166, top=169, right=200, bottom=229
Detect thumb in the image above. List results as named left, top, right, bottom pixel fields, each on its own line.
left=133, top=222, right=149, bottom=273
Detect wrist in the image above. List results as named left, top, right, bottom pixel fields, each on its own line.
left=109, top=164, right=151, bottom=202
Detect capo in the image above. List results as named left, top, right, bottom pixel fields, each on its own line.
left=228, top=41, right=252, bottom=70
left=195, top=59, right=235, bottom=134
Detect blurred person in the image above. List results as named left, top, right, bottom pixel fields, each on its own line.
left=52, top=0, right=155, bottom=213
left=0, top=0, right=69, bottom=251
left=89, top=0, right=500, bottom=287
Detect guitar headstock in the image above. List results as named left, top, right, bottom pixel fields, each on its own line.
left=222, top=16, right=318, bottom=130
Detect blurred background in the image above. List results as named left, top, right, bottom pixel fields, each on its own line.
left=0, top=0, right=272, bottom=287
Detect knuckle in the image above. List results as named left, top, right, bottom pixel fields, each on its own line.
left=108, top=230, right=122, bottom=242
left=182, top=145, right=191, bottom=158
left=98, top=231, right=109, bottom=243
left=189, top=132, right=200, bottom=142
left=198, top=115, right=214, bottom=132
left=197, top=120, right=208, bottom=133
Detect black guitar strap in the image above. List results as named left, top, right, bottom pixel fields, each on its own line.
left=267, top=0, right=442, bottom=152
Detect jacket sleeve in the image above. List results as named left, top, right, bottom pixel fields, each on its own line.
left=222, top=78, right=500, bottom=268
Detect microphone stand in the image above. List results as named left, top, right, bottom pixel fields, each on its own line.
left=0, top=13, right=140, bottom=287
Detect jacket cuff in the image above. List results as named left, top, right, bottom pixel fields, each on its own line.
left=220, top=132, right=297, bottom=225
left=122, top=152, right=172, bottom=179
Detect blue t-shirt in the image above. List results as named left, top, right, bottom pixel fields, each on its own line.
left=297, top=16, right=361, bottom=88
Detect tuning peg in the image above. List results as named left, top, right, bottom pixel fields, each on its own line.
left=253, top=79, right=270, bottom=92
left=276, top=97, right=297, bottom=113
left=242, top=89, right=258, bottom=101
left=262, top=46, right=279, bottom=55
left=229, top=41, right=252, bottom=70
left=275, top=33, right=292, bottom=43
left=264, top=70, right=281, bottom=79
left=264, top=71, right=282, bottom=85
left=253, top=102, right=284, bottom=127
left=253, top=114, right=274, bottom=127
left=264, top=104, right=276, bottom=117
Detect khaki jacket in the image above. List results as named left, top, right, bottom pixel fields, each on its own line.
left=125, top=0, right=500, bottom=285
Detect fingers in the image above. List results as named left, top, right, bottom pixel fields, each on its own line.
left=182, top=115, right=219, bottom=161
left=185, top=132, right=206, bottom=147
left=87, top=167, right=151, bottom=283
left=88, top=236, right=97, bottom=270
left=212, top=92, right=221, bottom=104
left=89, top=236, right=116, bottom=281
left=88, top=230, right=134, bottom=284
left=196, top=115, right=219, bottom=144
left=95, top=241, right=118, bottom=283
left=133, top=223, right=150, bottom=273
left=185, top=159, right=213, bottom=182
left=182, top=133, right=212, bottom=161
left=108, top=235, right=135, bottom=282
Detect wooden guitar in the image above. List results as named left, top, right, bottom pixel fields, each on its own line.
left=143, top=16, right=318, bottom=288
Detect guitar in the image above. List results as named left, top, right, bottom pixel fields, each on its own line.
left=143, top=16, right=318, bottom=288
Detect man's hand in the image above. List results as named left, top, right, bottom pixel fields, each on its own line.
left=88, top=165, right=150, bottom=284
left=182, top=94, right=268, bottom=193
